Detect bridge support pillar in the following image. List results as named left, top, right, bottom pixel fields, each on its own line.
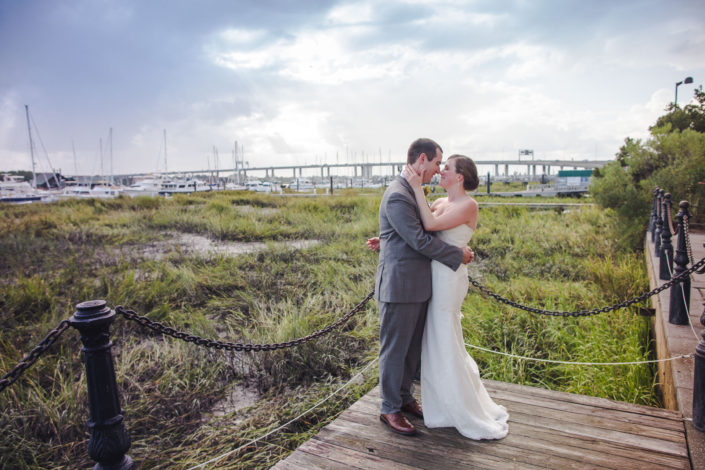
left=494, top=164, right=498, bottom=176
left=70, top=300, right=134, bottom=470
left=504, top=164, right=508, bottom=176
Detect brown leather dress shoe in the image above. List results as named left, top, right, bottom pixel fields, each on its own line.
left=401, top=400, right=424, bottom=419
left=380, top=412, right=417, bottom=436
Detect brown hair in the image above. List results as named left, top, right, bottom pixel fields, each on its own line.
left=407, top=138, right=442, bottom=165
left=448, top=155, right=479, bottom=191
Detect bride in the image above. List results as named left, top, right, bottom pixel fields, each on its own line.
left=403, top=154, right=509, bottom=440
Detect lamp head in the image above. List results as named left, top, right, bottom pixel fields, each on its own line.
left=685, top=76, right=694, bottom=84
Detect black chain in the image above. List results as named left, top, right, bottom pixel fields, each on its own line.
left=116, top=291, right=375, bottom=352
left=683, top=215, right=704, bottom=273
left=0, top=320, right=71, bottom=393
left=468, top=256, right=705, bottom=317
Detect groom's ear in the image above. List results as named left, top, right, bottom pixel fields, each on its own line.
left=418, top=153, right=426, bottom=164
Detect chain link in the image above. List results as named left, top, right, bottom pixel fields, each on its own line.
left=116, top=291, right=375, bottom=352
left=683, top=215, right=704, bottom=273
left=0, top=320, right=71, bottom=393
left=468, top=256, right=705, bottom=317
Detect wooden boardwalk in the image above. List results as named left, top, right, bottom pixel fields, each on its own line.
left=273, top=380, right=690, bottom=469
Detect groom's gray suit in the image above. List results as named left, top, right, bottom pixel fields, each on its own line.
left=376, top=176, right=463, bottom=415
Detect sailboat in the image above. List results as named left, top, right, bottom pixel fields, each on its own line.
left=1, top=105, right=58, bottom=204
left=0, top=173, right=42, bottom=203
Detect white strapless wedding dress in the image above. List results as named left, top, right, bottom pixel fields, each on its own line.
left=421, top=224, right=509, bottom=439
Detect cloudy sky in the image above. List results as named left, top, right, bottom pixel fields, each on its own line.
left=1, top=0, right=703, bottom=177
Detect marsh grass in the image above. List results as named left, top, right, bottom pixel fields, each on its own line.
left=1, top=192, right=654, bottom=468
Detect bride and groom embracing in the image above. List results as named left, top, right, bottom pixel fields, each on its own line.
left=367, top=138, right=509, bottom=439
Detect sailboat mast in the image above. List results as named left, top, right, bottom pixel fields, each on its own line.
left=109, top=127, right=113, bottom=185
left=72, top=139, right=78, bottom=175
left=25, top=105, right=37, bottom=189
left=99, top=138, right=104, bottom=185
left=163, top=129, right=168, bottom=175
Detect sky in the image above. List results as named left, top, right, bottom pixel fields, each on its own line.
left=1, top=0, right=704, bottom=177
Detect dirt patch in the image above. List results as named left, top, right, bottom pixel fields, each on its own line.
left=235, top=205, right=280, bottom=215
left=132, top=232, right=320, bottom=260
left=208, top=383, right=260, bottom=419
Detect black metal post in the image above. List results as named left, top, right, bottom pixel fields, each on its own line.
left=649, top=187, right=659, bottom=241
left=659, top=193, right=673, bottom=280
left=654, top=189, right=664, bottom=257
left=69, top=300, right=134, bottom=470
left=669, top=201, right=691, bottom=324
left=694, top=303, right=705, bottom=431
left=486, top=172, right=490, bottom=194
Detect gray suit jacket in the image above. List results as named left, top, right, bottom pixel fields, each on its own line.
left=375, top=176, right=463, bottom=303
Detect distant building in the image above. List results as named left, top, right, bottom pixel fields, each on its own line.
left=556, top=169, right=593, bottom=188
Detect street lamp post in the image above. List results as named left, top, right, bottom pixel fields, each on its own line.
left=675, top=76, right=694, bottom=107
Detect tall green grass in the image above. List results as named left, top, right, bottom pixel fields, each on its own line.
left=1, top=191, right=653, bottom=469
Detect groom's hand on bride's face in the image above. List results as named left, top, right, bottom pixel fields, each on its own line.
left=461, top=247, right=474, bottom=264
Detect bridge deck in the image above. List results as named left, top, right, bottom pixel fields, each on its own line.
left=273, top=380, right=690, bottom=469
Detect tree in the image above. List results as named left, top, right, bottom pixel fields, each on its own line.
left=591, top=87, right=705, bottom=250
left=651, top=86, right=705, bottom=133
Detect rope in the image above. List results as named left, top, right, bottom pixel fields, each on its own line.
left=465, top=342, right=692, bottom=365
left=186, top=357, right=379, bottom=470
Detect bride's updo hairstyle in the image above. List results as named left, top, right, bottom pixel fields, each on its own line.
left=448, top=155, right=479, bottom=191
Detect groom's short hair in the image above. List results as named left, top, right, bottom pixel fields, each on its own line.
left=407, top=138, right=442, bottom=165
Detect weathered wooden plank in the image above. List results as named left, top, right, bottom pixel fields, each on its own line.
left=507, top=409, right=687, bottom=457
left=348, top=393, right=689, bottom=463
left=505, top=421, right=689, bottom=470
left=275, top=448, right=361, bottom=470
left=334, top=407, right=688, bottom=470
left=299, top=438, right=419, bottom=470
left=483, top=380, right=682, bottom=420
left=271, top=457, right=312, bottom=470
left=319, top=421, right=553, bottom=470
left=492, top=397, right=685, bottom=442
left=275, top=381, right=691, bottom=469
left=486, top=387, right=684, bottom=431
left=358, top=388, right=686, bottom=452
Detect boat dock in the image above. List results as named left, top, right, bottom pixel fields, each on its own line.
left=273, top=380, right=690, bottom=469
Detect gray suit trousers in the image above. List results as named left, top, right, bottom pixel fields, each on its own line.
left=378, top=300, right=427, bottom=414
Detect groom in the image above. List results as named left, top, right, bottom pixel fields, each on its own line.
left=368, top=138, right=474, bottom=436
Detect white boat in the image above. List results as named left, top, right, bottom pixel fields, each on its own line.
left=158, top=178, right=210, bottom=195
left=0, top=174, right=42, bottom=203
left=60, top=183, right=122, bottom=199
left=123, top=176, right=164, bottom=197
left=225, top=181, right=247, bottom=190
left=287, top=178, right=315, bottom=191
